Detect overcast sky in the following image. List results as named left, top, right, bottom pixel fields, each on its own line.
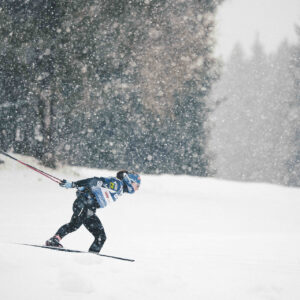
left=215, top=0, right=300, bottom=59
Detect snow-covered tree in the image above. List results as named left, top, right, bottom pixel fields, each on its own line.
left=0, top=0, right=223, bottom=176
left=209, top=36, right=298, bottom=186
left=287, top=26, right=300, bottom=186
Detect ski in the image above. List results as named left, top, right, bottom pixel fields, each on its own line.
left=17, top=243, right=135, bottom=262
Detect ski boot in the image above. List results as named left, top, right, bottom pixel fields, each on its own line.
left=45, top=235, right=63, bottom=248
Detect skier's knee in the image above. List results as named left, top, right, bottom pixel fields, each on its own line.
left=96, top=231, right=106, bottom=246
left=99, top=231, right=106, bottom=243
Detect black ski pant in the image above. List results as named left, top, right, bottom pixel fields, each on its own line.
left=55, top=193, right=106, bottom=253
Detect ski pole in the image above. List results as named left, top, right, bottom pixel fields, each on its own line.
left=0, top=150, right=62, bottom=184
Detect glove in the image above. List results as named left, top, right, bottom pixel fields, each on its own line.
left=59, top=179, right=74, bottom=189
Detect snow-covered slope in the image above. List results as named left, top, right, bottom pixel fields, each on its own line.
left=1, top=154, right=300, bottom=299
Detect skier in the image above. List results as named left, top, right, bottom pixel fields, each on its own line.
left=45, top=170, right=141, bottom=253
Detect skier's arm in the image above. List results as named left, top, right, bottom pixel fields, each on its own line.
left=59, top=177, right=97, bottom=189
left=73, top=178, right=92, bottom=188
left=73, top=177, right=101, bottom=188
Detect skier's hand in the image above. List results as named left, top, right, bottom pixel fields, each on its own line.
left=59, top=179, right=74, bottom=189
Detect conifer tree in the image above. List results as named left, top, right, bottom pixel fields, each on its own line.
left=287, top=26, right=300, bottom=186
left=0, top=0, right=223, bottom=176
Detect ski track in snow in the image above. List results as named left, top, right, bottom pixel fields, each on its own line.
left=1, top=154, right=300, bottom=299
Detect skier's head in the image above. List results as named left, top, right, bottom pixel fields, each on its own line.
left=116, top=170, right=141, bottom=193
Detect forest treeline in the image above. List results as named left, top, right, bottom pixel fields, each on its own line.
left=210, top=30, right=300, bottom=186
left=2, top=0, right=299, bottom=187
left=0, top=0, right=222, bottom=175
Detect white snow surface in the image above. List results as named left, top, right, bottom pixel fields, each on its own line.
left=1, top=154, right=300, bottom=299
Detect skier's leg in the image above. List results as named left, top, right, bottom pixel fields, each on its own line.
left=55, top=208, right=85, bottom=238
left=84, top=214, right=107, bottom=253
left=46, top=196, right=86, bottom=246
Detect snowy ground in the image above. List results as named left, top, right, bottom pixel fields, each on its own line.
left=1, top=154, right=300, bottom=300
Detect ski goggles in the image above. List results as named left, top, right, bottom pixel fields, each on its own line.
left=124, top=173, right=141, bottom=191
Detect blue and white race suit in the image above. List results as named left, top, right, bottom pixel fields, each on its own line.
left=74, top=177, right=124, bottom=208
